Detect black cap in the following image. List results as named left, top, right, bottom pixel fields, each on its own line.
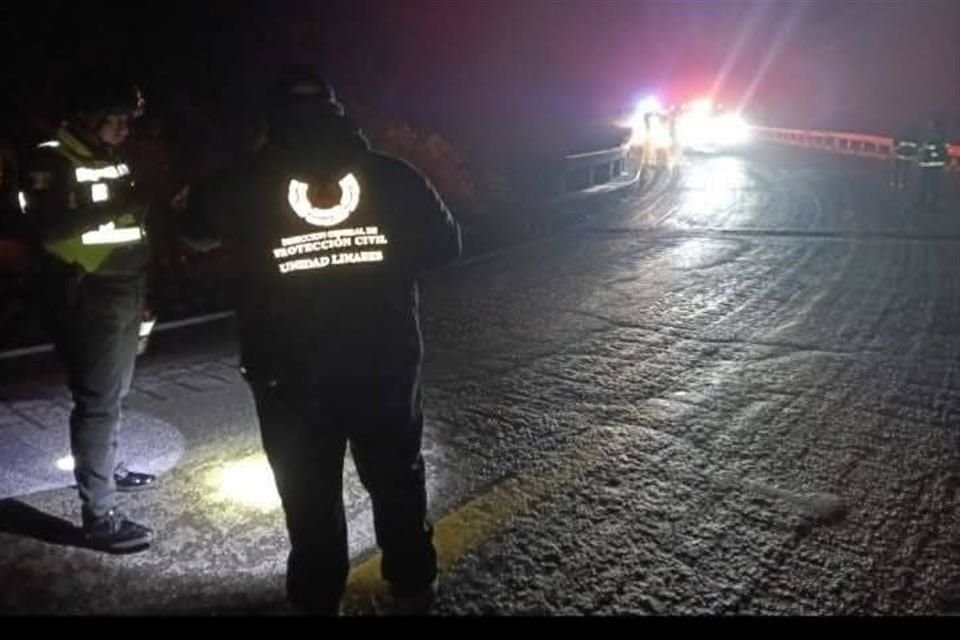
left=269, top=64, right=342, bottom=116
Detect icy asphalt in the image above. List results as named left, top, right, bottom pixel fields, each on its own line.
left=1, top=147, right=957, bottom=615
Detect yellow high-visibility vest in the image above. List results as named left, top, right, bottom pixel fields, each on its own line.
left=35, top=128, right=146, bottom=273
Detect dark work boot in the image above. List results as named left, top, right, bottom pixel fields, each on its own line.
left=83, top=509, right=153, bottom=553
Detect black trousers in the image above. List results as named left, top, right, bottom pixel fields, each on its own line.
left=249, top=368, right=438, bottom=614
left=919, top=167, right=943, bottom=207
left=44, top=272, right=145, bottom=520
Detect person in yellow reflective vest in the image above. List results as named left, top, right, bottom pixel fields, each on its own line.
left=890, top=129, right=919, bottom=191
left=20, top=79, right=155, bottom=552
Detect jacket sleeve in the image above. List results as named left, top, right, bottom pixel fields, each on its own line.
left=178, top=170, right=233, bottom=252
left=21, top=150, right=140, bottom=243
left=397, top=161, right=462, bottom=272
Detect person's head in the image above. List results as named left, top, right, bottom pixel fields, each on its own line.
left=266, top=65, right=345, bottom=146
left=67, top=79, right=145, bottom=148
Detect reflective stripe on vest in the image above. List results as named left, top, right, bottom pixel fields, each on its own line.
left=46, top=214, right=143, bottom=273
left=75, top=163, right=131, bottom=183
left=81, top=222, right=143, bottom=245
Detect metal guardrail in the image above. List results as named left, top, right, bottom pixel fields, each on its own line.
left=753, top=125, right=960, bottom=170
left=558, top=141, right=637, bottom=198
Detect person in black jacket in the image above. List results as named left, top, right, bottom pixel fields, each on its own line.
left=917, top=119, right=949, bottom=209
left=180, top=66, right=461, bottom=615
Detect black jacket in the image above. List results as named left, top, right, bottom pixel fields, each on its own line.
left=184, top=117, right=461, bottom=383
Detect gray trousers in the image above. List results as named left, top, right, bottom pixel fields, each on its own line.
left=49, top=272, right=145, bottom=520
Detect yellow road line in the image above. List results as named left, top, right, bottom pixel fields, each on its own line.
left=341, top=437, right=596, bottom=611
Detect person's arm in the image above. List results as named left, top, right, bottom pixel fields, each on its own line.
left=398, top=161, right=461, bottom=272
left=173, top=172, right=232, bottom=252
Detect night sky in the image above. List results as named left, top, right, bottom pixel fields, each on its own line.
left=1, top=0, right=958, bottom=146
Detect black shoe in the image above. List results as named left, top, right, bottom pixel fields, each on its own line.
left=83, top=509, right=153, bottom=552
left=374, top=578, right=438, bottom=616
left=114, top=466, right=157, bottom=492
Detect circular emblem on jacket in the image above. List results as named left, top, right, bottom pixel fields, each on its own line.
left=287, top=173, right=360, bottom=227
